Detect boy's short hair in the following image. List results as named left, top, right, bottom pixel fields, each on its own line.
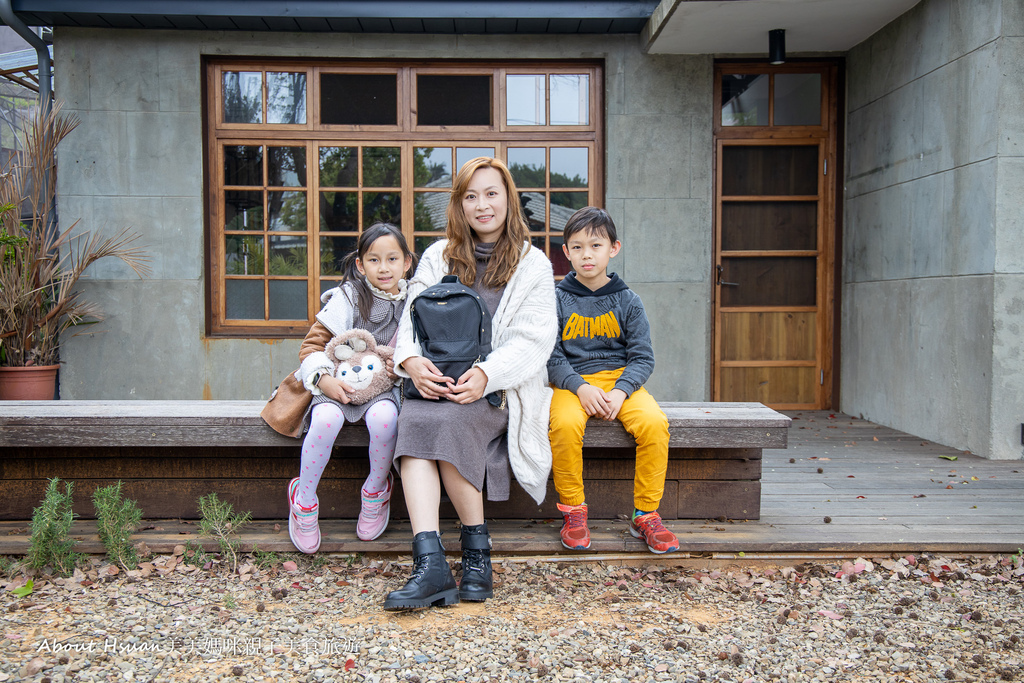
left=563, top=206, right=617, bottom=243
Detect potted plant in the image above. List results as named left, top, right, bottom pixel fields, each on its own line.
left=0, top=103, right=150, bottom=399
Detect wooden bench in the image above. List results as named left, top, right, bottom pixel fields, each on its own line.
left=0, top=401, right=789, bottom=522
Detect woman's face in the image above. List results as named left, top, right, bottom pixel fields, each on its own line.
left=461, top=166, right=508, bottom=243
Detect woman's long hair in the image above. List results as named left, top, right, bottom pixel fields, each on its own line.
left=443, top=157, right=531, bottom=288
left=337, top=222, right=417, bottom=320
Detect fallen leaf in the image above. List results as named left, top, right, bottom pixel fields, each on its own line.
left=818, top=610, right=844, bottom=620
left=344, top=658, right=356, bottom=671
left=10, top=579, right=33, bottom=598
left=939, top=456, right=958, bottom=461
left=282, top=560, right=298, bottom=573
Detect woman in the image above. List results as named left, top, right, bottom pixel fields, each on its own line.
left=384, top=157, right=557, bottom=609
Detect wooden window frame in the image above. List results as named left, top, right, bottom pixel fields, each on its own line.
left=204, top=58, right=603, bottom=337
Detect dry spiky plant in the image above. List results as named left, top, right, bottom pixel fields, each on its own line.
left=0, top=103, right=150, bottom=367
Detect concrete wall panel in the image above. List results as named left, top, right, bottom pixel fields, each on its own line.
left=57, top=110, right=129, bottom=197
left=606, top=114, right=691, bottom=200
left=995, top=157, right=1024, bottom=273
left=997, top=37, right=1024, bottom=157
left=990, top=274, right=1024, bottom=459
left=125, top=112, right=203, bottom=197
left=620, top=198, right=710, bottom=284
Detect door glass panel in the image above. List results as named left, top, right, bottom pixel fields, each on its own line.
left=507, top=147, right=546, bottom=188
left=223, top=71, right=262, bottom=124
left=269, top=236, right=307, bottom=275
left=225, top=279, right=264, bottom=319
left=720, top=367, right=817, bottom=403
left=550, top=74, right=589, bottom=125
left=266, top=72, right=306, bottom=124
left=417, top=75, right=491, bottom=126
left=267, top=147, right=306, bottom=187
left=550, top=147, right=588, bottom=187
left=721, top=201, right=817, bottom=251
left=414, top=192, right=447, bottom=232
left=774, top=74, right=821, bottom=126
left=225, top=191, right=263, bottom=231
left=363, top=147, right=401, bottom=187
left=321, top=74, right=397, bottom=125
left=268, top=191, right=306, bottom=232
left=320, top=235, right=357, bottom=276
left=720, top=311, right=816, bottom=361
left=456, top=147, right=495, bottom=172
left=319, top=147, right=358, bottom=187
left=506, top=75, right=545, bottom=126
left=414, top=147, right=452, bottom=187
left=363, top=192, right=400, bottom=227
left=319, top=192, right=358, bottom=232
left=268, top=280, right=307, bottom=319
left=720, top=257, right=816, bottom=307
left=722, top=146, right=818, bottom=196
left=721, top=74, right=768, bottom=126
left=224, top=145, right=263, bottom=186
left=225, top=235, right=264, bottom=276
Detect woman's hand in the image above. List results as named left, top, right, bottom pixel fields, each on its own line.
left=317, top=374, right=354, bottom=404
left=448, top=366, right=488, bottom=404
left=401, top=356, right=453, bottom=400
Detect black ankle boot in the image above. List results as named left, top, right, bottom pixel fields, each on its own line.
left=383, top=531, right=459, bottom=610
left=459, top=522, right=493, bottom=601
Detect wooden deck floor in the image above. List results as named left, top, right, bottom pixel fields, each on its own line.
left=1, top=411, right=1021, bottom=558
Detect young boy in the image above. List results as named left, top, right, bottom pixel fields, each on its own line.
left=547, top=206, right=679, bottom=554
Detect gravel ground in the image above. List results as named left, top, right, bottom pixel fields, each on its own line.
left=3, top=550, right=1024, bottom=683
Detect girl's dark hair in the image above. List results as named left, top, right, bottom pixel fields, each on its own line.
left=563, top=206, right=617, bottom=243
left=337, top=222, right=417, bottom=321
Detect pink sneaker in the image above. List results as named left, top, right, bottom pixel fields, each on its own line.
left=288, top=477, right=321, bottom=554
left=356, top=473, right=393, bottom=541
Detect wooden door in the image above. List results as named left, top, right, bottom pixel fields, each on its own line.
left=713, top=63, right=838, bottom=409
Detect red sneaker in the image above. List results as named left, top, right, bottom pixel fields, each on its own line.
left=556, top=502, right=591, bottom=550
left=629, top=511, right=679, bottom=554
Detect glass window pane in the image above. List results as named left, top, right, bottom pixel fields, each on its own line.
left=506, top=75, right=545, bottom=126
left=414, top=192, right=448, bottom=232
left=417, top=75, right=491, bottom=126
left=320, top=235, right=358, bottom=276
left=269, top=280, right=308, bottom=319
left=550, top=192, right=588, bottom=233
left=774, top=73, right=821, bottom=126
left=456, top=148, right=495, bottom=173
left=414, top=147, right=452, bottom=187
left=721, top=201, right=817, bottom=251
left=268, top=147, right=306, bottom=187
left=269, top=236, right=307, bottom=276
left=321, top=278, right=343, bottom=299
left=267, top=72, right=306, bottom=124
left=363, top=192, right=400, bottom=228
left=268, top=191, right=307, bottom=232
left=225, top=279, right=264, bottom=320
left=319, top=146, right=358, bottom=188
left=321, top=73, right=397, bottom=125
left=225, top=235, right=264, bottom=276
left=223, top=71, right=262, bottom=124
left=518, top=191, right=546, bottom=232
left=225, top=191, right=263, bottom=231
left=530, top=236, right=546, bottom=254
left=363, top=147, right=401, bottom=187
left=549, top=234, right=571, bottom=276
left=719, top=257, right=816, bottom=307
left=722, top=146, right=819, bottom=196
left=224, top=145, right=263, bottom=186
left=319, top=192, right=358, bottom=232
left=415, top=236, right=440, bottom=254
left=550, top=147, right=588, bottom=187
left=721, top=74, right=769, bottom=126
left=507, top=148, right=546, bottom=188
left=550, top=74, right=589, bottom=126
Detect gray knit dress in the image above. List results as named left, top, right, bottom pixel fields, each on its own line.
left=393, top=244, right=512, bottom=501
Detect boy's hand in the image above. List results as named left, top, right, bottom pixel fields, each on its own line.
left=577, top=384, right=612, bottom=418
left=603, top=388, right=628, bottom=421
left=317, top=375, right=354, bottom=404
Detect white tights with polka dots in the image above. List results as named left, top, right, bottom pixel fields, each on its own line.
left=295, top=400, right=399, bottom=509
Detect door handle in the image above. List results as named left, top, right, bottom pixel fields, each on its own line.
left=716, top=265, right=738, bottom=287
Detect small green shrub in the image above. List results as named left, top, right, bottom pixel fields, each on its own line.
left=92, top=481, right=143, bottom=570
left=28, top=478, right=81, bottom=576
left=181, top=540, right=209, bottom=567
left=197, top=493, right=252, bottom=573
left=251, top=545, right=281, bottom=570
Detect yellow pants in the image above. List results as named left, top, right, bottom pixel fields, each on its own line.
left=549, top=368, right=670, bottom=511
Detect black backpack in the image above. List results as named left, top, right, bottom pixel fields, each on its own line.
left=403, top=275, right=502, bottom=406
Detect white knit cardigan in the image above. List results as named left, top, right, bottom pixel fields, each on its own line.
left=394, top=240, right=558, bottom=504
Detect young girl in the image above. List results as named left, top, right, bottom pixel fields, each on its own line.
left=383, top=158, right=557, bottom=609
left=261, top=222, right=416, bottom=552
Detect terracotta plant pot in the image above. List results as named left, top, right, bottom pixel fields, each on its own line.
left=0, top=364, right=60, bottom=400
